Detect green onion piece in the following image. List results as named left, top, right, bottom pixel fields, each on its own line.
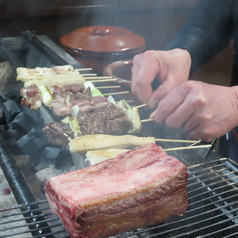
left=91, top=88, right=104, bottom=97
left=38, top=85, right=53, bottom=106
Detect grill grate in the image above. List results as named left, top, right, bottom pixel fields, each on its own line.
left=1, top=158, right=238, bottom=238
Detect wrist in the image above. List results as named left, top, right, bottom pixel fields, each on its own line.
left=230, top=85, right=238, bottom=126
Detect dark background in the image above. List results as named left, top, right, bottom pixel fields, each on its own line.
left=0, top=0, right=233, bottom=86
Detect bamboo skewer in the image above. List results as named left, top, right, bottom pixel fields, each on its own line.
left=89, top=79, right=117, bottom=83
left=133, top=103, right=148, bottom=109
left=84, top=76, right=114, bottom=80
left=97, top=85, right=121, bottom=89
left=75, top=68, right=93, bottom=71
left=81, top=73, right=97, bottom=76
left=103, top=91, right=129, bottom=96
left=155, top=138, right=200, bottom=143
left=141, top=118, right=155, bottom=123
left=163, top=144, right=211, bottom=152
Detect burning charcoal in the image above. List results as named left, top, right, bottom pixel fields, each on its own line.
left=1, top=90, right=21, bottom=102
left=0, top=107, right=4, bottom=124
left=55, top=148, right=73, bottom=169
left=1, top=100, right=21, bottom=122
left=19, top=104, right=47, bottom=127
left=38, top=106, right=59, bottom=125
left=11, top=111, right=37, bottom=135
left=16, top=129, right=46, bottom=156
left=39, top=146, right=62, bottom=166
left=1, top=130, right=18, bottom=152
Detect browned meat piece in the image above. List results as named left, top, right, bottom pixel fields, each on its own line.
left=45, top=143, right=188, bottom=238
left=42, top=122, right=73, bottom=146
left=20, top=84, right=93, bottom=116
left=77, top=104, right=132, bottom=135
left=20, top=84, right=43, bottom=110
left=93, top=103, right=125, bottom=118
left=43, top=103, right=133, bottom=145
left=51, top=84, right=85, bottom=93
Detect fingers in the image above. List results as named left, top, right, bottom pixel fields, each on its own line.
left=131, top=51, right=161, bottom=103
left=131, top=49, right=191, bottom=107
left=149, top=81, right=208, bottom=139
left=148, top=74, right=184, bottom=109
left=150, top=82, right=191, bottom=123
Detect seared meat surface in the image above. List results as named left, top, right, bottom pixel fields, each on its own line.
left=78, top=103, right=132, bottom=135
left=45, top=143, right=188, bottom=238
left=43, top=103, right=133, bottom=146
left=42, top=122, right=73, bottom=146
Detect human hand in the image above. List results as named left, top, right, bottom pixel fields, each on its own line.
left=131, top=48, right=191, bottom=109
left=150, top=81, right=238, bottom=141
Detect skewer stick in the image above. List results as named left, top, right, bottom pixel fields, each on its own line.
left=89, top=79, right=118, bottom=83
left=80, top=73, right=97, bottom=76
left=155, top=138, right=200, bottom=143
left=75, top=68, right=93, bottom=71
left=163, top=144, right=211, bottom=152
left=141, top=118, right=155, bottom=123
left=103, top=91, right=129, bottom=96
left=84, top=76, right=114, bottom=80
left=97, top=85, right=121, bottom=89
left=116, top=100, right=134, bottom=103
left=133, top=103, right=148, bottom=109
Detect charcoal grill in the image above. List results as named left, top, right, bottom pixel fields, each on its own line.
left=0, top=31, right=238, bottom=238
left=1, top=155, right=238, bottom=238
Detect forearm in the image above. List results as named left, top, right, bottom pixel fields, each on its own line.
left=230, top=86, right=238, bottom=127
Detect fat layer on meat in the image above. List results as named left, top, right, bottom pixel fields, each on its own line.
left=45, top=143, right=188, bottom=238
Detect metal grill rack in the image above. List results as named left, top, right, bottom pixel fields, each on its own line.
left=1, top=158, right=238, bottom=238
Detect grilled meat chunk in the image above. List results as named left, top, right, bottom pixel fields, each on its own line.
left=43, top=103, right=133, bottom=146
left=20, top=84, right=43, bottom=110
left=77, top=103, right=132, bottom=135
left=20, top=84, right=93, bottom=116
left=42, top=122, right=73, bottom=146
left=45, top=143, right=188, bottom=238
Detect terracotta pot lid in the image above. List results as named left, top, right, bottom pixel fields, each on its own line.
left=60, top=26, right=145, bottom=54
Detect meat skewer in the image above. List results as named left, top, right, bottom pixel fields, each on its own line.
left=68, top=134, right=203, bottom=154
left=69, top=134, right=155, bottom=153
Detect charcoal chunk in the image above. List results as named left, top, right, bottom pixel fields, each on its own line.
left=0, top=107, right=4, bottom=124
left=1, top=100, right=21, bottom=122
left=39, top=146, right=62, bottom=166
left=1, top=90, right=21, bottom=102
left=11, top=111, right=37, bottom=135
left=16, top=129, right=46, bottom=153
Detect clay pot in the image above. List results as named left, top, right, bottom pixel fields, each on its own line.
left=103, top=59, right=133, bottom=88
left=60, top=26, right=145, bottom=72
